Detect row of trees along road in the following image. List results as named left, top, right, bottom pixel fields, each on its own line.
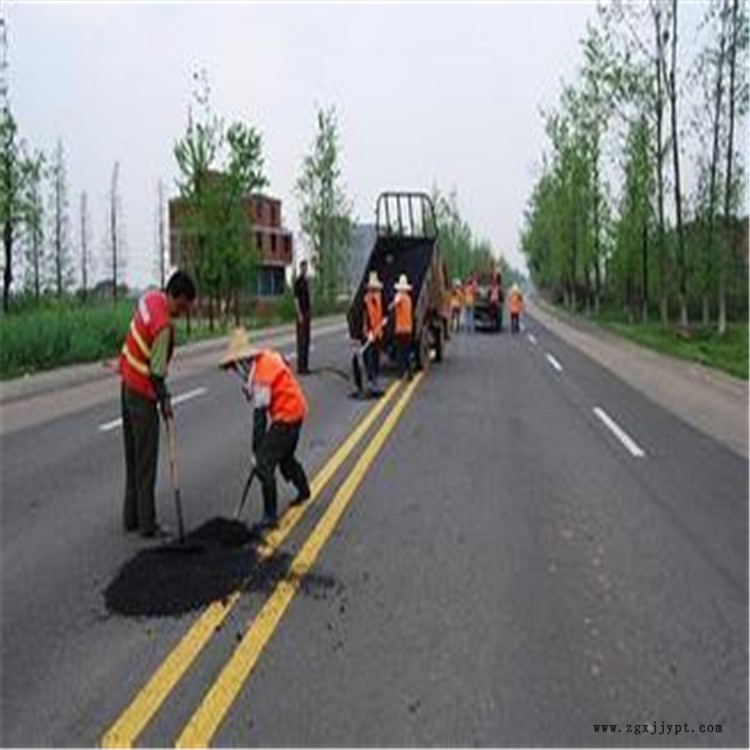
left=521, top=0, right=748, bottom=334
left=0, top=17, right=128, bottom=313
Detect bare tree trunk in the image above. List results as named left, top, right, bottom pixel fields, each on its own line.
left=655, top=3, right=669, bottom=328
left=111, top=162, right=119, bottom=302
left=720, top=0, right=739, bottom=335
left=80, top=191, right=88, bottom=302
left=158, top=180, right=166, bottom=289
left=669, top=0, right=688, bottom=327
left=642, top=220, right=649, bottom=324
left=708, top=0, right=729, bottom=331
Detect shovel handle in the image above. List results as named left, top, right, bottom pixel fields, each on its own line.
left=164, top=416, right=186, bottom=542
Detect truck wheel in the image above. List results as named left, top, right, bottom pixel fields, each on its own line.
left=434, top=323, right=443, bottom=363
left=417, top=327, right=431, bottom=372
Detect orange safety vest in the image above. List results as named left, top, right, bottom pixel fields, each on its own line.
left=451, top=289, right=462, bottom=310
left=464, top=282, right=475, bottom=307
left=253, top=350, right=308, bottom=424
left=363, top=290, right=384, bottom=340
left=393, top=291, right=413, bottom=335
left=510, top=291, right=523, bottom=315
left=119, top=290, right=173, bottom=400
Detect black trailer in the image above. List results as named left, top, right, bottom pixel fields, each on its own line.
left=347, top=191, right=450, bottom=371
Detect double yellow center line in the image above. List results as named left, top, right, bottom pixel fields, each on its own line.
left=102, top=374, right=423, bottom=748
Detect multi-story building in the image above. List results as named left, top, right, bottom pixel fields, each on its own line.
left=169, top=185, right=293, bottom=299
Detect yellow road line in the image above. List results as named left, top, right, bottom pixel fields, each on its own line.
left=175, top=374, right=423, bottom=748
left=100, top=380, right=402, bottom=749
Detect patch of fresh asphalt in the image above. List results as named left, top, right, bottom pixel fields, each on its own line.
left=0, top=328, right=367, bottom=747
left=207, top=328, right=746, bottom=747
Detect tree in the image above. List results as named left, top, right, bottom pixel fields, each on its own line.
left=48, top=139, right=73, bottom=298
left=0, top=17, right=39, bottom=310
left=174, top=70, right=267, bottom=327
left=666, top=0, right=688, bottom=326
left=720, top=0, right=748, bottom=334
left=296, top=106, right=353, bottom=305
left=79, top=190, right=92, bottom=301
left=106, top=161, right=126, bottom=300
left=21, top=151, right=44, bottom=302
left=154, top=179, right=167, bottom=289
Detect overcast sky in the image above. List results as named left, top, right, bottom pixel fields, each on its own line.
left=5, top=1, right=643, bottom=288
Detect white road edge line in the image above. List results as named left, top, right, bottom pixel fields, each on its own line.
left=546, top=353, right=563, bottom=372
left=528, top=333, right=537, bottom=345
left=593, top=406, right=646, bottom=458
left=98, top=387, right=208, bottom=432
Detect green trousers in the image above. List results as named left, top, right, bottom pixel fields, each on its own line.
left=121, top=384, right=160, bottom=533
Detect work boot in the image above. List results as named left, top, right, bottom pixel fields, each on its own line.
left=290, top=489, right=311, bottom=507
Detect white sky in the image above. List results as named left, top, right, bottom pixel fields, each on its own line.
left=4, top=1, right=712, bottom=289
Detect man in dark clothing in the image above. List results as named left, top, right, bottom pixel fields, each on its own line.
left=293, top=260, right=311, bottom=374
left=119, top=270, right=196, bottom=538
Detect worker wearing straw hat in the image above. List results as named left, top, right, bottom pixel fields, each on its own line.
left=389, top=273, right=414, bottom=380
left=220, top=327, right=311, bottom=529
left=362, top=270, right=385, bottom=394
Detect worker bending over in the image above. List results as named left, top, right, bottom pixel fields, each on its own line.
left=220, top=328, right=311, bottom=529
left=119, top=269, right=196, bottom=538
left=390, top=273, right=414, bottom=380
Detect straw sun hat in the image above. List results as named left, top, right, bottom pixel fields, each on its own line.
left=219, top=327, right=259, bottom=368
left=394, top=274, right=412, bottom=291
left=366, top=271, right=383, bottom=289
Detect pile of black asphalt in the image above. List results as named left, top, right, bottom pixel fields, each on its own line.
left=104, top=518, right=272, bottom=618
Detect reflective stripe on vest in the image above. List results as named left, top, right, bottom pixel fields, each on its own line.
left=120, top=291, right=171, bottom=399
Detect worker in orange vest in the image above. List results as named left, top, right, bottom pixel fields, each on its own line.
left=463, top=275, right=476, bottom=333
left=509, top=283, right=524, bottom=334
left=119, top=269, right=196, bottom=538
left=450, top=279, right=463, bottom=333
left=220, top=327, right=311, bottom=529
left=362, top=270, right=385, bottom=395
left=389, top=273, right=414, bottom=380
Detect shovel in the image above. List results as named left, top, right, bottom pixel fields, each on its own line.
left=234, top=461, right=258, bottom=521
left=158, top=416, right=204, bottom=553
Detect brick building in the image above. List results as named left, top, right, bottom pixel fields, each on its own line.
left=169, top=186, right=293, bottom=298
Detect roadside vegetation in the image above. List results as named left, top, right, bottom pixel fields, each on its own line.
left=522, top=1, right=749, bottom=371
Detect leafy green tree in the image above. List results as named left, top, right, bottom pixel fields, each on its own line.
left=21, top=152, right=45, bottom=302
left=296, top=106, right=353, bottom=304
left=174, top=70, right=267, bottom=327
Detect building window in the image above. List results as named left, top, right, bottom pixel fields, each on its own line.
left=271, top=234, right=277, bottom=254
left=271, top=204, right=278, bottom=226
left=256, top=266, right=286, bottom=297
left=255, top=232, right=262, bottom=251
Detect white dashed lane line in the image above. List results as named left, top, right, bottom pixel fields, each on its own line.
left=98, top=387, right=208, bottom=432
left=527, top=333, right=537, bottom=345
left=546, top=353, right=563, bottom=373
left=593, top=406, right=646, bottom=458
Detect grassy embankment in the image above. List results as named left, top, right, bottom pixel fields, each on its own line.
left=0, top=293, right=347, bottom=380
left=552, top=303, right=748, bottom=380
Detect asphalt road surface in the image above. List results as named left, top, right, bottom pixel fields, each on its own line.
left=1, top=317, right=747, bottom=747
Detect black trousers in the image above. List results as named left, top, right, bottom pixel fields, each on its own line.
left=363, top=340, right=381, bottom=386
left=296, top=314, right=311, bottom=373
left=396, top=334, right=413, bottom=379
left=255, top=420, right=310, bottom=519
left=121, top=384, right=160, bottom=533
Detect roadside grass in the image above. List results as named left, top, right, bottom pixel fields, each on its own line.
left=603, top=319, right=748, bottom=380
left=550, top=303, right=748, bottom=380
left=0, top=295, right=348, bottom=381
